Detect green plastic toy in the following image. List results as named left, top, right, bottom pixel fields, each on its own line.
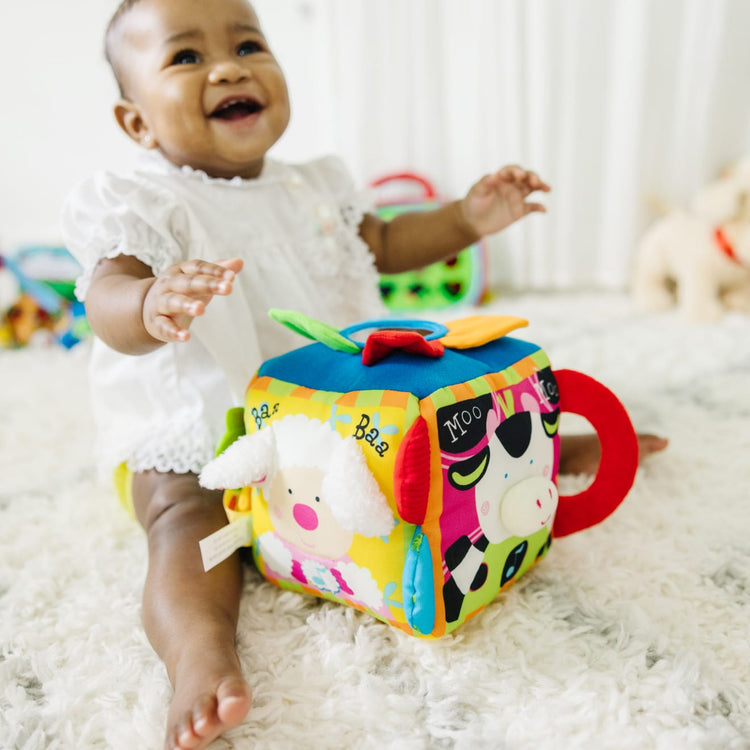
left=371, top=172, right=489, bottom=311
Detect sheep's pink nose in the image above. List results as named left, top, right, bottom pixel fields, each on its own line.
left=293, top=503, right=319, bottom=531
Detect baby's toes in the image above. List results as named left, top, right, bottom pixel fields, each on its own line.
left=215, top=677, right=253, bottom=725
left=168, top=709, right=204, bottom=750
left=190, top=692, right=222, bottom=739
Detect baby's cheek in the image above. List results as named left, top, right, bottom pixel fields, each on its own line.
left=480, top=500, right=490, bottom=516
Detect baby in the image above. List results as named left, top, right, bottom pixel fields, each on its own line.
left=62, top=0, right=666, bottom=748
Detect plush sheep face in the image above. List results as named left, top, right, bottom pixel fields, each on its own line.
left=267, top=465, right=355, bottom=559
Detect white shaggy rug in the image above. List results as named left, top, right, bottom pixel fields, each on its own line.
left=1, top=292, right=749, bottom=750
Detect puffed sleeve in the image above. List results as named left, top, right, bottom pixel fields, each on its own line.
left=61, top=170, right=186, bottom=300
left=312, top=155, right=376, bottom=235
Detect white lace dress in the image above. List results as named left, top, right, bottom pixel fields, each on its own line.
left=62, top=151, right=386, bottom=474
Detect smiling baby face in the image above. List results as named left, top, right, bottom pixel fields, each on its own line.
left=107, top=0, right=290, bottom=179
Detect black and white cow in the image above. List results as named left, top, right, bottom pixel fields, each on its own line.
left=442, top=382, right=560, bottom=623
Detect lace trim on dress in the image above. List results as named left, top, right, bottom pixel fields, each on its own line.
left=169, top=157, right=287, bottom=188
left=101, top=416, right=219, bottom=475
left=338, top=186, right=375, bottom=234
left=336, top=188, right=380, bottom=275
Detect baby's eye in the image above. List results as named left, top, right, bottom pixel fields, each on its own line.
left=237, top=40, right=263, bottom=56
left=171, top=49, right=201, bottom=65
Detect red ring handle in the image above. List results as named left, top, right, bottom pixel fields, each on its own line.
left=370, top=172, right=438, bottom=199
left=553, top=369, right=639, bottom=537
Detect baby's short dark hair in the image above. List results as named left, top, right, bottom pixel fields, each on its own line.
left=104, top=0, right=144, bottom=96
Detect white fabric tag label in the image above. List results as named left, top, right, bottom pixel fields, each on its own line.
left=199, top=517, right=252, bottom=572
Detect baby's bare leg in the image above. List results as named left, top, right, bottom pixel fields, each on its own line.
left=559, top=433, right=668, bottom=476
left=132, top=471, right=251, bottom=750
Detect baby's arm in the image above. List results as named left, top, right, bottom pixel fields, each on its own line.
left=84, top=254, right=243, bottom=354
left=361, top=165, right=550, bottom=273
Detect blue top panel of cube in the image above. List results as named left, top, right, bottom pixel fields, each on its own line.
left=258, top=335, right=542, bottom=398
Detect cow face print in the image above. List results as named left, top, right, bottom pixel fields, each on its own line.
left=472, top=409, right=557, bottom=544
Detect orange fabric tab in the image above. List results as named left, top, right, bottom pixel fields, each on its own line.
left=440, top=315, right=528, bottom=349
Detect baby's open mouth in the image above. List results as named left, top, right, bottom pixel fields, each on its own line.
left=209, top=97, right=264, bottom=121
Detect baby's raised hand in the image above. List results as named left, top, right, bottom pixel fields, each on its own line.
left=142, top=258, right=243, bottom=343
left=460, top=166, right=551, bottom=238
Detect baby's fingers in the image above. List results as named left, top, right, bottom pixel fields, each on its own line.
left=524, top=170, right=551, bottom=193
left=524, top=201, right=548, bottom=214
left=166, top=269, right=235, bottom=297
left=216, top=257, right=244, bottom=274
left=174, top=259, right=240, bottom=292
left=143, top=290, right=207, bottom=342
left=150, top=313, right=192, bottom=343
left=158, top=291, right=208, bottom=318
left=495, top=165, right=527, bottom=183
left=143, top=258, right=243, bottom=344
left=495, top=166, right=551, bottom=193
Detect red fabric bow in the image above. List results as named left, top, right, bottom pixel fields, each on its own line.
left=361, top=329, right=445, bottom=366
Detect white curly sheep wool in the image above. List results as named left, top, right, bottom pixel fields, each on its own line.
left=1, top=292, right=749, bottom=750
left=200, top=414, right=395, bottom=537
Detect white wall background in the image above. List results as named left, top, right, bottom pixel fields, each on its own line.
left=2, top=0, right=749, bottom=291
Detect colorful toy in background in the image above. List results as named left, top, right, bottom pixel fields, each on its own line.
left=199, top=309, right=639, bottom=638
left=0, top=246, right=90, bottom=349
left=633, top=156, right=750, bottom=322
left=370, top=172, right=489, bottom=311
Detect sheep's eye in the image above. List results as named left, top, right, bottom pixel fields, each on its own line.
left=314, top=496, right=320, bottom=503
left=287, top=488, right=292, bottom=494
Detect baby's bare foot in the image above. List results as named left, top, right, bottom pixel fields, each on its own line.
left=559, top=433, right=668, bottom=476
left=166, top=650, right=252, bottom=750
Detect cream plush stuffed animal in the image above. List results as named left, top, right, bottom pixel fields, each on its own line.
left=632, top=159, right=750, bottom=322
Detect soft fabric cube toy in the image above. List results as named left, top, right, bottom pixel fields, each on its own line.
left=199, top=311, right=638, bottom=638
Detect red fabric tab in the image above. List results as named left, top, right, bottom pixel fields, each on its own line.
left=361, top=329, right=445, bottom=366
left=393, top=417, right=431, bottom=525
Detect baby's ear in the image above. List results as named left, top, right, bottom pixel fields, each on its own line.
left=199, top=433, right=275, bottom=490
left=322, top=437, right=395, bottom=538
left=114, top=99, right=158, bottom=150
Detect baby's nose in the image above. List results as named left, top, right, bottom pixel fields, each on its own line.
left=293, top=503, right=319, bottom=531
left=208, top=60, right=250, bottom=85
